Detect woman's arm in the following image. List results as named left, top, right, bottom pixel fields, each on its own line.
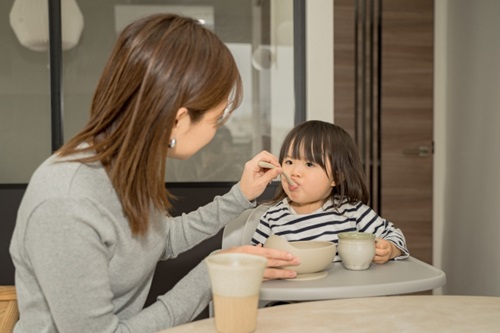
left=163, top=183, right=254, bottom=258
left=164, top=151, right=282, bottom=258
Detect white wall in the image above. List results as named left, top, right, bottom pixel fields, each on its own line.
left=435, top=0, right=500, bottom=296
left=306, top=0, right=333, bottom=123
left=432, top=0, right=447, bottom=294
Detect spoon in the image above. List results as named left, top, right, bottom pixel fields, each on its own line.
left=258, top=161, right=297, bottom=186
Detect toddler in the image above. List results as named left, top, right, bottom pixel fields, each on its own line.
left=251, top=120, right=409, bottom=263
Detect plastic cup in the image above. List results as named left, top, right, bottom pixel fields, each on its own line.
left=205, top=253, right=267, bottom=333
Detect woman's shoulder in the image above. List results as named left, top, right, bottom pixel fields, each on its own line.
left=26, top=152, right=114, bottom=210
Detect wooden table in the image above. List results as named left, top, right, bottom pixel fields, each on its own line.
left=159, top=295, right=500, bottom=332
left=0, top=286, right=18, bottom=333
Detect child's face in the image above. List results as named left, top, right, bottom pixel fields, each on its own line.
left=281, top=152, right=335, bottom=214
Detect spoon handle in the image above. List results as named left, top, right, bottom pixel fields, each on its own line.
left=257, top=161, right=276, bottom=169
left=257, top=161, right=297, bottom=186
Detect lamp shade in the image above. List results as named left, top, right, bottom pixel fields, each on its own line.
left=10, top=0, right=84, bottom=52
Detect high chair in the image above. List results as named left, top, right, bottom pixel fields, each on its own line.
left=221, top=205, right=269, bottom=249
left=0, top=286, right=19, bottom=333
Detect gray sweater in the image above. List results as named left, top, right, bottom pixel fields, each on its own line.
left=9, top=152, right=253, bottom=332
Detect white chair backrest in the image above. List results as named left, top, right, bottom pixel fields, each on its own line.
left=222, top=205, right=270, bottom=248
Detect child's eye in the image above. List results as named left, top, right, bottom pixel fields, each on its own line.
left=306, top=162, right=315, bottom=167
left=284, top=159, right=293, bottom=165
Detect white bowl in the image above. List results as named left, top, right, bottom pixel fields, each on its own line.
left=263, top=235, right=336, bottom=274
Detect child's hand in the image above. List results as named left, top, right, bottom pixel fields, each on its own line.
left=373, top=238, right=401, bottom=264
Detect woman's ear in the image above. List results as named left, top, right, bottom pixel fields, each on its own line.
left=173, top=107, right=190, bottom=128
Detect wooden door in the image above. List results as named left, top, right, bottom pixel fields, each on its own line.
left=334, top=0, right=434, bottom=264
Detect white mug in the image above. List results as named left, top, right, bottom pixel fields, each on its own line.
left=338, top=232, right=375, bottom=270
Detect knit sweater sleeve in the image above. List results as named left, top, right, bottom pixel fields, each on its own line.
left=162, top=183, right=255, bottom=259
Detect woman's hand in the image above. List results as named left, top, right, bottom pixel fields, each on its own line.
left=219, top=245, right=300, bottom=280
left=373, top=238, right=402, bottom=264
left=238, top=151, right=282, bottom=201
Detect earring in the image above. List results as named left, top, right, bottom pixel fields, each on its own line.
left=168, top=138, right=176, bottom=148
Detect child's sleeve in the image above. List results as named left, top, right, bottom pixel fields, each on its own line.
left=377, top=221, right=410, bottom=260
left=250, top=214, right=272, bottom=246
left=356, top=204, right=410, bottom=260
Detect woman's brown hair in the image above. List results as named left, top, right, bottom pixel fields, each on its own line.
left=270, top=120, right=369, bottom=208
left=57, top=14, right=242, bottom=235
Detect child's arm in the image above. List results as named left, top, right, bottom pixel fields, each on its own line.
left=250, top=216, right=272, bottom=245
left=374, top=238, right=402, bottom=264
left=353, top=203, right=409, bottom=261
left=250, top=203, right=288, bottom=245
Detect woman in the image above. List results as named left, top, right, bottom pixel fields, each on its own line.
left=9, top=14, right=298, bottom=333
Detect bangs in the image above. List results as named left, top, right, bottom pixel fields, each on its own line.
left=286, top=134, right=330, bottom=171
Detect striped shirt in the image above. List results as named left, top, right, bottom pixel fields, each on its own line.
left=251, top=198, right=409, bottom=262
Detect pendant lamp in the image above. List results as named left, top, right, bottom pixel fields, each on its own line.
left=9, top=0, right=84, bottom=52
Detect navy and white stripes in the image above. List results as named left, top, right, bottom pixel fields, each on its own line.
left=251, top=198, right=409, bottom=262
